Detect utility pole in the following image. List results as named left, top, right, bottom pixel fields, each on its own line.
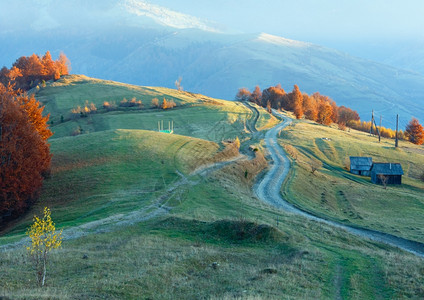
left=370, top=110, right=374, bottom=135
left=379, top=115, right=382, bottom=142
left=395, top=114, right=399, bottom=148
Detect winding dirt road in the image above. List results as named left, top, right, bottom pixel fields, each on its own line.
left=255, top=110, right=424, bottom=258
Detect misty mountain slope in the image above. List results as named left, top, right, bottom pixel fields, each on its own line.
left=1, top=0, right=424, bottom=125
left=104, top=29, right=424, bottom=123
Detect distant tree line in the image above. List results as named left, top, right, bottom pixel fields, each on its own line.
left=237, top=84, right=424, bottom=145
left=236, top=84, right=360, bottom=126
left=0, top=51, right=70, bottom=91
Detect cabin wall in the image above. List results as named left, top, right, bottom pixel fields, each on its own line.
left=371, top=174, right=402, bottom=185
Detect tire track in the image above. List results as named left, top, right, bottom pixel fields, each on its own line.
left=0, top=150, right=244, bottom=251
left=242, top=101, right=259, bottom=133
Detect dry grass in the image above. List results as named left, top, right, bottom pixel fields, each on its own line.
left=280, top=119, right=424, bottom=242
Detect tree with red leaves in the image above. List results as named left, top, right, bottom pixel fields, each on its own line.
left=405, top=118, right=424, bottom=145
left=0, top=51, right=70, bottom=91
left=236, top=87, right=251, bottom=101
left=249, top=85, right=262, bottom=105
left=0, top=85, right=51, bottom=222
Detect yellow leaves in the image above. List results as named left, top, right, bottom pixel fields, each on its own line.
left=25, top=206, right=62, bottom=287
left=234, top=136, right=241, bottom=150
left=26, top=207, right=63, bottom=255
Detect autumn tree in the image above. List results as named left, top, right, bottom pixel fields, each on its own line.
left=312, top=93, right=334, bottom=125
left=18, top=94, right=53, bottom=141
left=236, top=88, right=251, bottom=101
left=151, top=98, right=159, bottom=108
left=337, top=106, right=360, bottom=125
left=26, top=207, right=62, bottom=286
left=0, top=86, right=51, bottom=222
left=41, top=51, right=56, bottom=77
left=162, top=98, right=169, bottom=109
left=292, top=85, right=303, bottom=119
left=262, top=85, right=285, bottom=109
left=405, top=118, right=424, bottom=145
left=302, top=94, right=318, bottom=121
left=234, top=136, right=241, bottom=150
left=55, top=52, right=70, bottom=79
left=0, top=51, right=70, bottom=91
left=248, top=85, right=262, bottom=105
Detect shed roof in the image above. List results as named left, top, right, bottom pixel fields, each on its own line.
left=371, top=163, right=404, bottom=175
left=350, top=156, right=373, bottom=167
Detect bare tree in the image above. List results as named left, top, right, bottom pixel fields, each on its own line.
left=310, top=160, right=323, bottom=174
left=175, top=77, right=183, bottom=91
left=378, top=174, right=388, bottom=189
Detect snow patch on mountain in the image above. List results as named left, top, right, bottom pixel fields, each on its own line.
left=122, top=0, right=219, bottom=32
left=256, top=33, right=312, bottom=48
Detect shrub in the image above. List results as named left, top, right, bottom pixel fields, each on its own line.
left=129, top=97, right=143, bottom=108
left=103, top=101, right=116, bottom=111
left=70, top=101, right=97, bottom=118
left=89, top=102, right=97, bottom=113
left=151, top=98, right=159, bottom=108
left=119, top=98, right=129, bottom=107
left=71, top=126, right=83, bottom=136
left=162, top=98, right=176, bottom=109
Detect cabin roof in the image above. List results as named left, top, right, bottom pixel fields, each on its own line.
left=350, top=156, right=373, bottom=170
left=371, top=163, right=404, bottom=175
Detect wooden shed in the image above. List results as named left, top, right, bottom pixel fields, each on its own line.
left=370, top=163, right=403, bottom=185
left=350, top=156, right=373, bottom=176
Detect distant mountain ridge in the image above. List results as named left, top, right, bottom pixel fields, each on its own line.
left=1, top=0, right=424, bottom=126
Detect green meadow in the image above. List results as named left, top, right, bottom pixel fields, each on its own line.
left=0, top=76, right=423, bottom=299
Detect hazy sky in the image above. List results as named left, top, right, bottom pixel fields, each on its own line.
left=154, top=0, right=424, bottom=43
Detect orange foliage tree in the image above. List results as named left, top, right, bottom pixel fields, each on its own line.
left=248, top=85, right=262, bottom=105
left=292, top=85, right=303, bottom=119
left=405, top=118, right=424, bottom=145
left=261, top=85, right=286, bottom=109
left=0, top=85, right=51, bottom=222
left=236, top=88, right=251, bottom=101
left=0, top=51, right=70, bottom=91
left=302, top=94, right=318, bottom=121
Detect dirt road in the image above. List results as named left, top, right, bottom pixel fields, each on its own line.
left=255, top=110, right=424, bottom=257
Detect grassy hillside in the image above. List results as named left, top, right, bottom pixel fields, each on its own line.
left=1, top=78, right=423, bottom=299
left=34, top=75, right=257, bottom=141
left=280, top=119, right=424, bottom=243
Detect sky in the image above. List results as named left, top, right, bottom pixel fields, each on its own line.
left=152, top=0, right=424, bottom=45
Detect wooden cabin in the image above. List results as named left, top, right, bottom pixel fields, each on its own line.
left=350, top=156, right=373, bottom=176
left=370, top=163, right=403, bottom=185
